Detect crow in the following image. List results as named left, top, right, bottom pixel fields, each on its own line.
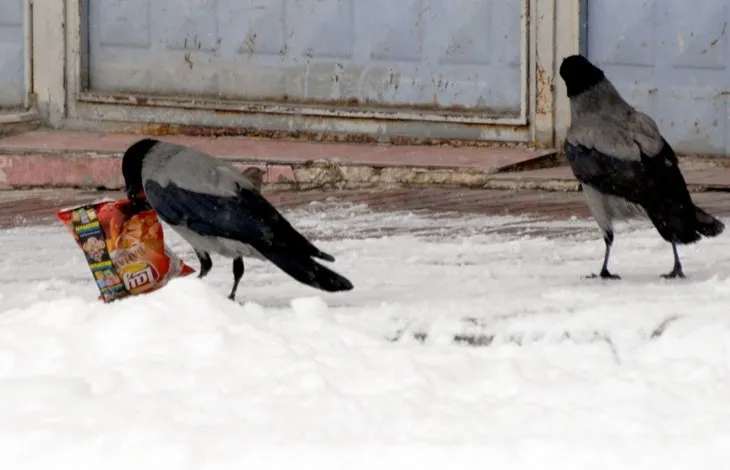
left=558, top=54, right=724, bottom=279
left=121, top=138, right=354, bottom=300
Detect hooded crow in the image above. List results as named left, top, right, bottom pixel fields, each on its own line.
left=121, top=138, right=354, bottom=300
left=559, top=54, right=724, bottom=279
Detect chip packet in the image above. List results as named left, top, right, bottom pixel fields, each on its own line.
left=56, top=199, right=195, bottom=302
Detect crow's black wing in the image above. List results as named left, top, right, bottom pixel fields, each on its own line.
left=144, top=180, right=335, bottom=261
left=564, top=138, right=691, bottom=208
left=565, top=138, right=704, bottom=243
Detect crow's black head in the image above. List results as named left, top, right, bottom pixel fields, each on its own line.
left=559, top=54, right=605, bottom=98
left=121, top=138, right=159, bottom=200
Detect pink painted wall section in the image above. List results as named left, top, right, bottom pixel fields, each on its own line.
left=0, top=131, right=558, bottom=189
left=0, top=155, right=123, bottom=189
left=0, top=154, right=295, bottom=189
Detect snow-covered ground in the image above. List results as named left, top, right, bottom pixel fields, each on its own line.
left=1, top=201, right=730, bottom=469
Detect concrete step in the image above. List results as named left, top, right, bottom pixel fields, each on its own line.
left=0, top=130, right=558, bottom=190
left=3, top=129, right=727, bottom=193
left=0, top=112, right=41, bottom=138
left=486, top=162, right=730, bottom=193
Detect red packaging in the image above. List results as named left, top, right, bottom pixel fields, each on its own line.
left=56, top=199, right=195, bottom=302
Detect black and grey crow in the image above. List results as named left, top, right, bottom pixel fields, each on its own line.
left=121, top=138, right=354, bottom=300
left=559, top=54, right=724, bottom=279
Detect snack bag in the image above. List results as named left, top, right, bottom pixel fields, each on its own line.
left=56, top=199, right=195, bottom=302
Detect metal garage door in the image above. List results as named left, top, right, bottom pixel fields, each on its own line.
left=87, top=0, right=525, bottom=121
left=586, top=0, right=730, bottom=156
left=0, top=0, right=25, bottom=109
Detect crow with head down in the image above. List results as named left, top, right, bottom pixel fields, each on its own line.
left=559, top=54, right=724, bottom=279
left=121, top=138, right=354, bottom=300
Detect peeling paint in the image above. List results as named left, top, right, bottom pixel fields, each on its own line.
left=701, top=21, right=727, bottom=53
left=535, top=65, right=553, bottom=116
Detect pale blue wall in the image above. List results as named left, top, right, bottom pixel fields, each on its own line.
left=87, top=0, right=524, bottom=117
left=587, top=0, right=730, bottom=155
left=0, top=0, right=24, bottom=108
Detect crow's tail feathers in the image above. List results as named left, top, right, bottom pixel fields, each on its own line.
left=694, top=206, right=725, bottom=238
left=651, top=205, right=725, bottom=245
left=257, top=246, right=353, bottom=292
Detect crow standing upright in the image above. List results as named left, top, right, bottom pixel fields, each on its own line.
left=558, top=54, right=724, bottom=279
left=121, top=138, right=354, bottom=300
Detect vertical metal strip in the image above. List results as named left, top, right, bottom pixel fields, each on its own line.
left=23, top=0, right=33, bottom=109
left=519, top=0, right=529, bottom=123
left=79, top=0, right=90, bottom=91
left=578, top=0, right=589, bottom=57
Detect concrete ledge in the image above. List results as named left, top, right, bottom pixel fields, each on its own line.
left=0, top=153, right=557, bottom=191
left=2, top=129, right=727, bottom=192
left=1, top=151, right=727, bottom=193
left=0, top=112, right=41, bottom=138
left=485, top=163, right=730, bottom=193
left=0, top=130, right=559, bottom=190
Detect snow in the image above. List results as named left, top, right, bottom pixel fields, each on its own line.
left=1, top=201, right=730, bottom=468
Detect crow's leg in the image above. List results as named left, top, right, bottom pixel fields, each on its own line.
left=195, top=250, right=212, bottom=279
left=586, top=230, right=621, bottom=280
left=661, top=241, right=685, bottom=279
left=228, top=257, right=245, bottom=301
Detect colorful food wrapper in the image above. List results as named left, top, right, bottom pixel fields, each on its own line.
left=56, top=199, right=195, bottom=302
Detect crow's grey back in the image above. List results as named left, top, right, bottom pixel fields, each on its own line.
left=566, top=78, right=665, bottom=160
left=141, top=142, right=257, bottom=197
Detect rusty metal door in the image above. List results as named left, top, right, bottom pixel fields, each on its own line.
left=586, top=0, right=730, bottom=156
left=86, top=0, right=527, bottom=124
left=0, top=0, right=25, bottom=109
